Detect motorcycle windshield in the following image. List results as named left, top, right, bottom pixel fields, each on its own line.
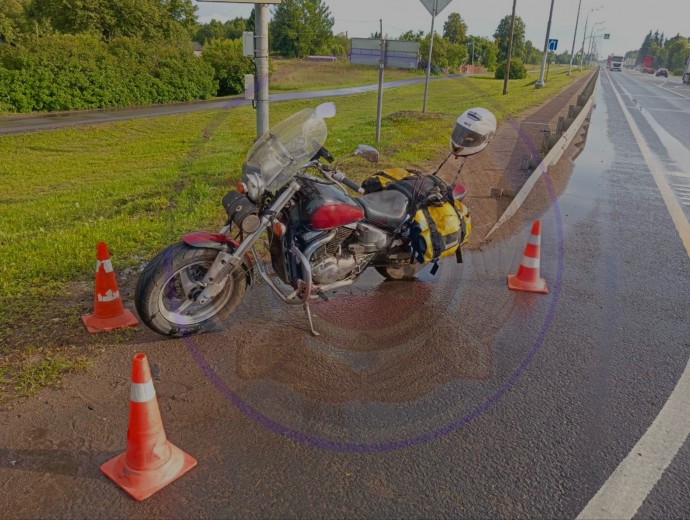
left=244, top=107, right=329, bottom=194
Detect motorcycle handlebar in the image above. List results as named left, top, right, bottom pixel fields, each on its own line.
left=333, top=170, right=365, bottom=195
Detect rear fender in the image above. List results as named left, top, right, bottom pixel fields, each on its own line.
left=182, top=232, right=254, bottom=285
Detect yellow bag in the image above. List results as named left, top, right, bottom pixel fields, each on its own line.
left=410, top=202, right=462, bottom=264
left=361, top=168, right=417, bottom=193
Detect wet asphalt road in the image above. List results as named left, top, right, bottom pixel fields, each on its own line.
left=3, top=69, right=690, bottom=519
left=0, top=75, right=462, bottom=135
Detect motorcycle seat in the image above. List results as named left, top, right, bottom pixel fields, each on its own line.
left=356, top=189, right=410, bottom=230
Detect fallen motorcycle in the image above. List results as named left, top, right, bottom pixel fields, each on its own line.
left=135, top=103, right=496, bottom=337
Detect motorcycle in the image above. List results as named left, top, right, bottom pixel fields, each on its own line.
left=135, top=102, right=492, bottom=337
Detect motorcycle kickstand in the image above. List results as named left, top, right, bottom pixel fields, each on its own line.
left=303, top=301, right=320, bottom=336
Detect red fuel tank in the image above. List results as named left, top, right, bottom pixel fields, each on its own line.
left=310, top=202, right=365, bottom=230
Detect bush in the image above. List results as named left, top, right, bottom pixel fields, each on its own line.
left=0, top=34, right=217, bottom=113
left=201, top=38, right=254, bottom=96
left=494, top=58, right=528, bottom=80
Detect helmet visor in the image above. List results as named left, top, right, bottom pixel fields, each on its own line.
left=451, top=125, right=489, bottom=154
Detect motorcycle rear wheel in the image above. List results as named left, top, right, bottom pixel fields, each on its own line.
left=375, top=263, right=422, bottom=281
left=135, top=242, right=247, bottom=337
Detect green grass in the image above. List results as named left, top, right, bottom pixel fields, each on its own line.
left=0, top=346, right=89, bottom=403
left=270, top=59, right=427, bottom=91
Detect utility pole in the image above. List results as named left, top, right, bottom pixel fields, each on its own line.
left=376, top=19, right=385, bottom=142
left=579, top=7, right=601, bottom=70
left=535, top=0, right=555, bottom=88
left=422, top=0, right=438, bottom=113
left=255, top=4, right=270, bottom=137
left=568, top=0, right=582, bottom=75
left=503, top=0, right=517, bottom=95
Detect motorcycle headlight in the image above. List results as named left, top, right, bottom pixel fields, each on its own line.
left=242, top=161, right=264, bottom=202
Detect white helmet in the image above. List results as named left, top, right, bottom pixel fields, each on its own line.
left=451, top=107, right=497, bottom=156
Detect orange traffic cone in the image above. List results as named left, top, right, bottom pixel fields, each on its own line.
left=82, top=242, right=139, bottom=333
left=101, top=353, right=197, bottom=501
left=507, top=220, right=549, bottom=294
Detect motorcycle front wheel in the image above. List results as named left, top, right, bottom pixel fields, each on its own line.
left=135, top=242, right=247, bottom=337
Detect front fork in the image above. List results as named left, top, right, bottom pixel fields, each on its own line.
left=196, top=181, right=301, bottom=305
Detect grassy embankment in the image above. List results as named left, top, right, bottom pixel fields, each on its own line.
left=270, top=59, right=426, bottom=91
left=0, top=67, right=587, bottom=402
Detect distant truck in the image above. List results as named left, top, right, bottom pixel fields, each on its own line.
left=641, top=55, right=655, bottom=74
left=684, top=56, right=690, bottom=85
left=607, top=54, right=624, bottom=71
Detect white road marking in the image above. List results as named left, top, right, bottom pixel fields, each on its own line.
left=656, top=83, right=690, bottom=100
left=643, top=108, right=690, bottom=114
left=577, top=359, right=690, bottom=520
left=622, top=94, right=683, bottom=100
left=668, top=171, right=690, bottom=179
left=577, top=69, right=690, bottom=520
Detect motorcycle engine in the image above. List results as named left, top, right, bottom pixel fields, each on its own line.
left=310, top=224, right=392, bottom=285
left=311, top=227, right=356, bottom=285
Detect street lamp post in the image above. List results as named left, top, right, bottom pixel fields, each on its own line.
left=535, top=0, right=556, bottom=88
left=587, top=22, right=605, bottom=66
left=568, top=0, right=582, bottom=75
left=579, top=6, right=602, bottom=70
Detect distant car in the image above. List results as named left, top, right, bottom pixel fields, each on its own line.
left=655, top=68, right=668, bottom=77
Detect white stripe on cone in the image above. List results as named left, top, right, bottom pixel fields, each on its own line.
left=97, top=289, right=120, bottom=302
left=520, top=256, right=540, bottom=269
left=130, top=380, right=156, bottom=402
left=96, top=259, right=114, bottom=273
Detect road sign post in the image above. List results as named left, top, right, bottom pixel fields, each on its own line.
left=351, top=37, right=420, bottom=141
left=197, top=1, right=281, bottom=138
left=535, top=0, right=556, bottom=89
left=419, top=0, right=453, bottom=112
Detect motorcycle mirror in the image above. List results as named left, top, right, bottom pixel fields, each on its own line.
left=315, top=102, right=336, bottom=119
left=354, top=144, right=379, bottom=163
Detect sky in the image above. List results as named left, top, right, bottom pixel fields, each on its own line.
left=193, top=1, right=690, bottom=57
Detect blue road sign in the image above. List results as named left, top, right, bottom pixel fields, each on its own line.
left=548, top=39, right=558, bottom=51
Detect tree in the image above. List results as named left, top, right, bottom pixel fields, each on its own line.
left=466, top=35, right=498, bottom=70
left=26, top=0, right=198, bottom=41
left=443, top=12, right=466, bottom=44
left=522, top=40, right=541, bottom=65
left=201, top=37, right=253, bottom=95
left=270, top=0, right=334, bottom=58
left=399, top=29, right=424, bottom=42
left=495, top=58, right=527, bottom=79
left=638, top=30, right=653, bottom=63
left=195, top=16, right=248, bottom=44
left=417, top=33, right=466, bottom=73
left=0, top=0, right=29, bottom=44
left=664, top=33, right=689, bottom=71
left=494, top=14, right=525, bottom=63
left=479, top=38, right=498, bottom=70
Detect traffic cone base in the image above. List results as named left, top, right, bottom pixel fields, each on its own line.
left=508, top=273, right=548, bottom=294
left=100, top=442, right=197, bottom=502
left=82, top=307, right=139, bottom=334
